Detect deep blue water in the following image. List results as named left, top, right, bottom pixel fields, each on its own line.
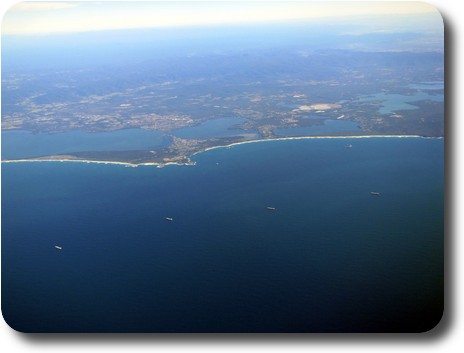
left=1, top=138, right=443, bottom=332
left=1, top=129, right=166, bottom=159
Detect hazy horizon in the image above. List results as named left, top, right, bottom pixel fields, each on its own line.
left=2, top=1, right=440, bottom=36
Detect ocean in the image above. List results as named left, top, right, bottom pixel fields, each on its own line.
left=1, top=137, right=444, bottom=332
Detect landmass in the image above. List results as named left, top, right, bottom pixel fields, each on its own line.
left=2, top=30, right=443, bottom=166
left=2, top=135, right=437, bottom=167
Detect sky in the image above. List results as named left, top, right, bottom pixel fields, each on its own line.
left=1, top=1, right=440, bottom=36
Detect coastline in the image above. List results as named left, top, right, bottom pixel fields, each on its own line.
left=194, top=134, right=433, bottom=156
left=0, top=158, right=194, bottom=168
left=1, top=134, right=442, bottom=168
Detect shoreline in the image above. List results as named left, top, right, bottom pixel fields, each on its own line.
left=194, top=134, right=437, bottom=155
left=1, top=134, right=443, bottom=167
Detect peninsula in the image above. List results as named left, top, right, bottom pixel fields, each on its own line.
left=2, top=21, right=443, bottom=166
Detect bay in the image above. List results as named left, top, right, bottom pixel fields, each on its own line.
left=1, top=129, right=166, bottom=159
left=357, top=91, right=444, bottom=115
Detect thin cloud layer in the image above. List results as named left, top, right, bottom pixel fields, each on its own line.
left=2, top=1, right=440, bottom=36
left=9, top=2, right=79, bottom=12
